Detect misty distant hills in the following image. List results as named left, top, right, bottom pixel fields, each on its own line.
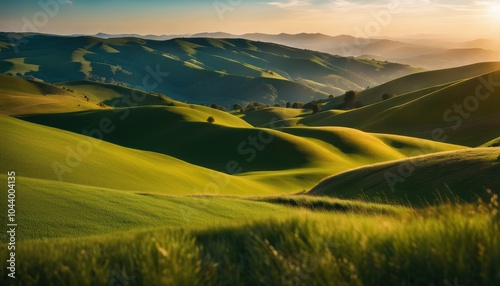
left=94, top=32, right=500, bottom=70
left=0, top=33, right=418, bottom=105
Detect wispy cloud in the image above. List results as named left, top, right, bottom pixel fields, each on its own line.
left=267, top=0, right=311, bottom=9
left=329, top=0, right=357, bottom=8
left=475, top=1, right=494, bottom=5
left=434, top=0, right=497, bottom=12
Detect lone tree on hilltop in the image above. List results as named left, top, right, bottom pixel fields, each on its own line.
left=207, top=116, right=215, bottom=124
left=337, top=90, right=363, bottom=110
left=312, top=103, right=322, bottom=114
left=344, top=91, right=356, bottom=107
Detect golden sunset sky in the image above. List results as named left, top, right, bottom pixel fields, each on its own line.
left=1, top=0, right=499, bottom=39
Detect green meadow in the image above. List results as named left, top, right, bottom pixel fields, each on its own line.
left=0, top=34, right=499, bottom=285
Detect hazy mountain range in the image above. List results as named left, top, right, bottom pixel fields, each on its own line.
left=0, top=32, right=418, bottom=105
left=93, top=32, right=500, bottom=70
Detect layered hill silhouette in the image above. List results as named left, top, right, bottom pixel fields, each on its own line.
left=1, top=32, right=499, bottom=202
left=304, top=65, right=500, bottom=146
left=96, top=32, right=500, bottom=70
left=309, top=148, right=500, bottom=206
left=0, top=77, right=460, bottom=195
left=0, top=33, right=418, bottom=105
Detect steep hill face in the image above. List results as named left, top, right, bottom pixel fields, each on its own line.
left=308, top=148, right=500, bottom=206
left=305, top=69, right=500, bottom=147
left=0, top=33, right=418, bottom=106
left=355, top=62, right=500, bottom=105
left=318, top=62, right=500, bottom=107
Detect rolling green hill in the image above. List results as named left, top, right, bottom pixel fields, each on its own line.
left=0, top=75, right=104, bottom=115
left=304, top=69, right=500, bottom=146
left=1, top=56, right=498, bottom=286
left=18, top=106, right=352, bottom=175
left=280, top=127, right=464, bottom=162
left=239, top=107, right=311, bottom=127
left=0, top=33, right=418, bottom=105
left=355, top=62, right=500, bottom=105
left=0, top=174, right=296, bottom=240
left=320, top=62, right=500, bottom=108
left=309, top=147, right=500, bottom=206
left=56, top=80, right=176, bottom=107
left=5, top=205, right=499, bottom=285
left=0, top=114, right=267, bottom=195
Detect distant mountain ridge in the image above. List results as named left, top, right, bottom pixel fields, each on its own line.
left=93, top=32, right=500, bottom=70
left=0, top=32, right=418, bottom=105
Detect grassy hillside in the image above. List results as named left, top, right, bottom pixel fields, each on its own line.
left=305, top=69, right=500, bottom=146
left=306, top=83, right=456, bottom=126
left=0, top=75, right=103, bottom=115
left=3, top=204, right=498, bottom=285
left=1, top=59, right=499, bottom=285
left=482, top=137, right=500, bottom=147
left=354, top=62, right=500, bottom=106
left=0, top=115, right=268, bottom=195
left=239, top=107, right=311, bottom=127
left=18, top=107, right=348, bottom=174
left=56, top=80, right=176, bottom=107
left=0, top=175, right=296, bottom=240
left=20, top=105, right=465, bottom=184
left=279, top=127, right=464, bottom=165
left=6, top=110, right=461, bottom=198
left=309, top=147, right=500, bottom=206
left=0, top=33, right=418, bottom=105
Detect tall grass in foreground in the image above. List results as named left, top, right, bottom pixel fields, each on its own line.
left=2, top=198, right=499, bottom=285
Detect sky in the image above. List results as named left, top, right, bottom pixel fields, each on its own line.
left=0, top=0, right=500, bottom=39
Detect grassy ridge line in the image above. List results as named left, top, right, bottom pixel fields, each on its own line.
left=239, top=107, right=311, bottom=127
left=1, top=112, right=362, bottom=195
left=305, top=69, right=500, bottom=146
left=0, top=172, right=410, bottom=241
left=305, top=81, right=460, bottom=127
left=355, top=61, right=500, bottom=105
left=482, top=136, right=500, bottom=147
left=252, top=195, right=408, bottom=215
left=0, top=175, right=296, bottom=240
left=18, top=106, right=342, bottom=174
left=21, top=106, right=463, bottom=174
left=0, top=115, right=267, bottom=195
left=0, top=75, right=103, bottom=115
left=0, top=74, right=61, bottom=95
left=17, top=105, right=466, bottom=193
left=2, top=204, right=498, bottom=285
left=308, top=147, right=500, bottom=206
left=279, top=127, right=465, bottom=165
left=54, top=80, right=176, bottom=107
left=358, top=70, right=500, bottom=146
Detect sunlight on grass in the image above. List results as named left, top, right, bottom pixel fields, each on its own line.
left=3, top=200, right=498, bottom=285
